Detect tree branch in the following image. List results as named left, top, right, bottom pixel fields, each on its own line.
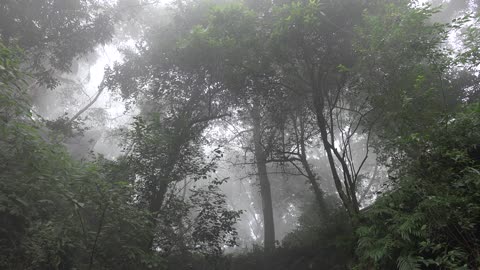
left=68, top=86, right=106, bottom=123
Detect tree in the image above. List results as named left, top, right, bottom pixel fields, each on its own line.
left=353, top=3, right=480, bottom=269
left=102, top=5, right=242, bottom=248
left=353, top=2, right=475, bottom=174
left=267, top=0, right=370, bottom=223
left=177, top=2, right=281, bottom=252
left=272, top=98, right=329, bottom=217
left=180, top=0, right=373, bottom=226
left=0, top=0, right=116, bottom=89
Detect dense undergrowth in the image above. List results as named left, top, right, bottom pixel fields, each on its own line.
left=356, top=104, right=480, bottom=269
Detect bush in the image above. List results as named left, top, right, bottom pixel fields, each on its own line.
left=0, top=42, right=160, bottom=270
left=356, top=104, right=480, bottom=269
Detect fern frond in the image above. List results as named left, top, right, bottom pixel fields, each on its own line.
left=397, top=255, right=421, bottom=270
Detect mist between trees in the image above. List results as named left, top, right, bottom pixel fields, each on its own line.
left=1, top=0, right=480, bottom=269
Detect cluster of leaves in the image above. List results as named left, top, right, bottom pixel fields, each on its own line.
left=0, top=43, right=29, bottom=120
left=44, top=113, right=88, bottom=139
left=0, top=0, right=117, bottom=88
left=354, top=2, right=461, bottom=157
left=123, top=113, right=243, bottom=258
left=152, top=180, right=242, bottom=258
left=351, top=4, right=480, bottom=269
left=356, top=104, right=480, bottom=270
left=190, top=182, right=242, bottom=256
left=280, top=196, right=354, bottom=269
left=459, top=15, right=480, bottom=67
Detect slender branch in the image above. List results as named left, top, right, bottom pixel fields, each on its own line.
left=267, top=157, right=302, bottom=163
left=288, top=160, right=309, bottom=178
left=354, top=132, right=371, bottom=186
left=188, top=113, right=231, bottom=128
left=225, top=128, right=253, bottom=144
left=75, top=208, right=89, bottom=247
left=68, top=86, right=106, bottom=123
left=359, top=162, right=379, bottom=204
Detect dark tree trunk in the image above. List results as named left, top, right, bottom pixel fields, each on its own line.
left=251, top=102, right=275, bottom=253
left=148, top=179, right=170, bottom=214
left=145, top=178, right=170, bottom=250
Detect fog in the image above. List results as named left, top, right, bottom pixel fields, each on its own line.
left=1, top=0, right=479, bottom=269
left=22, top=0, right=474, bottom=250
left=31, top=0, right=389, bottom=244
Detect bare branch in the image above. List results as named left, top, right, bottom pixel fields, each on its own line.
left=68, top=86, right=106, bottom=123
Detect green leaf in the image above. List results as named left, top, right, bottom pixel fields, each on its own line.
left=397, top=256, right=421, bottom=270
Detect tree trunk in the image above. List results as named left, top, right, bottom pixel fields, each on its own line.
left=298, top=115, right=329, bottom=217
left=312, top=83, right=360, bottom=224
left=148, top=179, right=169, bottom=214
left=301, top=157, right=328, bottom=216
left=251, top=101, right=275, bottom=253
left=145, top=178, right=170, bottom=250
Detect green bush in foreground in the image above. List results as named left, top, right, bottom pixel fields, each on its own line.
left=356, top=104, right=480, bottom=269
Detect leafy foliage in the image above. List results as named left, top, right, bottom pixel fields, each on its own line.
left=356, top=104, right=480, bottom=269
left=2, top=0, right=480, bottom=269
left=0, top=43, right=28, bottom=120
left=0, top=0, right=116, bottom=88
left=0, top=42, right=161, bottom=270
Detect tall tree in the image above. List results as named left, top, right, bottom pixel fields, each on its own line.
left=105, top=59, right=231, bottom=249
left=177, top=2, right=281, bottom=251
left=267, top=0, right=369, bottom=222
